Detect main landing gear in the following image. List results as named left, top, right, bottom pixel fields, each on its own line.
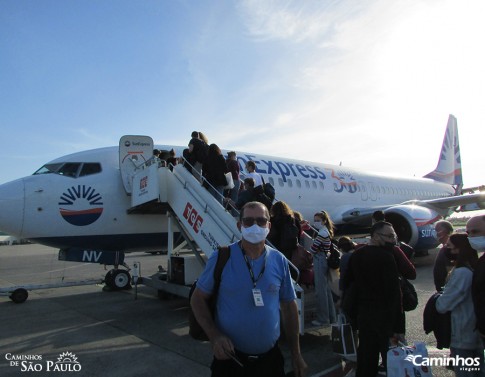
left=104, top=269, right=132, bottom=290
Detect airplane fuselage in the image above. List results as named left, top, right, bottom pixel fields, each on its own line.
left=0, top=145, right=455, bottom=252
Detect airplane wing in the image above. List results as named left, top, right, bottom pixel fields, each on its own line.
left=341, top=192, right=485, bottom=225
left=402, top=192, right=485, bottom=211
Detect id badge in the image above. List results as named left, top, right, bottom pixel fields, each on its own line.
left=252, top=288, right=264, bottom=307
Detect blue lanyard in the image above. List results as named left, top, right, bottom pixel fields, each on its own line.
left=241, top=243, right=267, bottom=288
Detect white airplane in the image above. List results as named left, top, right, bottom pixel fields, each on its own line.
left=0, top=114, right=483, bottom=260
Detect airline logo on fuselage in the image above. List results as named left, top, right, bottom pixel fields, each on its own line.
left=124, top=140, right=151, bottom=148
left=58, top=185, right=104, bottom=226
left=331, top=169, right=358, bottom=193
left=237, top=154, right=326, bottom=183
left=236, top=154, right=358, bottom=194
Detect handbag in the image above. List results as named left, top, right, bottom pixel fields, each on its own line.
left=327, top=243, right=341, bottom=269
left=400, top=277, right=418, bottom=312
left=387, top=342, right=432, bottom=377
left=291, top=244, right=313, bottom=271
left=331, top=313, right=357, bottom=358
left=224, top=172, right=234, bottom=189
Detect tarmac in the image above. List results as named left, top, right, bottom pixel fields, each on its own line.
left=0, top=244, right=455, bottom=376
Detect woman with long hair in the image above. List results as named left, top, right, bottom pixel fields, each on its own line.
left=436, top=233, right=484, bottom=377
left=267, top=201, right=300, bottom=260
left=310, top=210, right=337, bottom=327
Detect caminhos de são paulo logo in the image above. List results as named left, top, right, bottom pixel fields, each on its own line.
left=5, top=351, right=82, bottom=372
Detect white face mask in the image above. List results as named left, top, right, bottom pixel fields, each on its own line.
left=241, top=224, right=269, bottom=244
left=468, top=236, right=485, bottom=252
left=314, top=221, right=322, bottom=230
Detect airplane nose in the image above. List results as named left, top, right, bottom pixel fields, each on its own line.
left=0, top=178, right=25, bottom=237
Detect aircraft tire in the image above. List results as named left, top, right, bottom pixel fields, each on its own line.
left=10, top=288, right=28, bottom=303
left=104, top=270, right=114, bottom=288
left=112, top=270, right=131, bottom=290
left=105, top=269, right=131, bottom=290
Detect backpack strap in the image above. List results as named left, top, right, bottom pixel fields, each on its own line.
left=213, top=245, right=231, bottom=293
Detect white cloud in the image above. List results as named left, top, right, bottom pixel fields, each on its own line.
left=239, top=0, right=342, bottom=42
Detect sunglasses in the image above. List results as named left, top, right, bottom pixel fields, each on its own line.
left=376, top=232, right=397, bottom=239
left=241, top=217, right=269, bottom=227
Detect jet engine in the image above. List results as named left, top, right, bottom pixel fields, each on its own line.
left=384, top=205, right=441, bottom=251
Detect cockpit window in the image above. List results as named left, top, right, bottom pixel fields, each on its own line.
left=79, top=163, right=102, bottom=176
left=33, top=162, right=102, bottom=178
left=33, top=163, right=64, bottom=175
left=58, top=163, right=81, bottom=177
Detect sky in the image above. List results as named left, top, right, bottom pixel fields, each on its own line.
left=1, top=0, right=484, bottom=194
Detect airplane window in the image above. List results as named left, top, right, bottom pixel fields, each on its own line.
left=305, top=181, right=310, bottom=189
left=278, top=178, right=284, bottom=187
left=79, top=163, right=102, bottom=177
left=319, top=182, right=324, bottom=190
left=33, top=163, right=64, bottom=175
left=288, top=179, right=293, bottom=188
left=296, top=180, right=301, bottom=188
left=312, top=181, right=317, bottom=189
left=58, top=163, right=81, bottom=177
left=269, top=177, right=275, bottom=186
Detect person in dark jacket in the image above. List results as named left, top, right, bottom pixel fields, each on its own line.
left=233, top=178, right=256, bottom=210
left=202, top=144, right=228, bottom=204
left=225, top=151, right=240, bottom=216
left=188, top=131, right=209, bottom=181
left=342, top=221, right=401, bottom=377
left=267, top=201, right=300, bottom=260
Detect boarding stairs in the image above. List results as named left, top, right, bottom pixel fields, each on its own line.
left=123, top=135, right=243, bottom=298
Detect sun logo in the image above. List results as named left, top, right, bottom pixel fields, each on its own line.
left=330, top=169, right=357, bottom=193
left=59, top=185, right=104, bottom=226
left=56, top=351, right=79, bottom=364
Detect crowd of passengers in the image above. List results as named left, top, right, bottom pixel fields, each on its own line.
left=155, top=131, right=485, bottom=377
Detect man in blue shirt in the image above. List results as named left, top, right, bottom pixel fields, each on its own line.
left=191, top=201, right=307, bottom=377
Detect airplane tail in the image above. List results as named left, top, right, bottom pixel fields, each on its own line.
left=423, top=114, right=463, bottom=188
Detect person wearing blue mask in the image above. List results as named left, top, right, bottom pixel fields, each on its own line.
left=467, top=215, right=485, bottom=345
left=190, top=201, right=307, bottom=377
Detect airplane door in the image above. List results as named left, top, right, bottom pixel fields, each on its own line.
left=368, top=182, right=377, bottom=201
left=119, top=136, right=154, bottom=194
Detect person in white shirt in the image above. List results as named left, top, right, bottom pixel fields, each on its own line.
left=245, top=161, right=263, bottom=188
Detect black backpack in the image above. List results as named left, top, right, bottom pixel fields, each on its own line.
left=264, top=182, right=276, bottom=201
left=400, top=277, right=418, bottom=312
left=188, top=246, right=230, bottom=341
left=255, top=192, right=273, bottom=211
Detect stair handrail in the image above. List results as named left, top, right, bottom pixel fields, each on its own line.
left=175, top=157, right=240, bottom=217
